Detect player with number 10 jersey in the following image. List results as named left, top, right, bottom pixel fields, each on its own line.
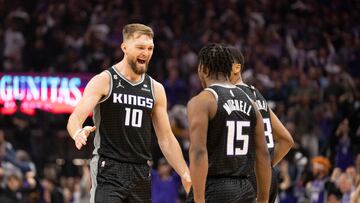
left=94, top=66, right=155, bottom=163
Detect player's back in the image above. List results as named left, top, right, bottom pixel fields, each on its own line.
left=206, top=84, right=257, bottom=178
left=236, top=84, right=275, bottom=158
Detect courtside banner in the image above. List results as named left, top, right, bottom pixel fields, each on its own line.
left=0, top=73, right=93, bottom=115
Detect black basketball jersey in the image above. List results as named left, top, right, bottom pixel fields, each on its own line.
left=236, top=84, right=275, bottom=159
left=92, top=66, right=155, bottom=164
left=206, top=84, right=257, bottom=178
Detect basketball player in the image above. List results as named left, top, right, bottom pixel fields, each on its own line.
left=228, top=46, right=294, bottom=203
left=187, top=43, right=271, bottom=203
left=67, top=23, right=191, bottom=203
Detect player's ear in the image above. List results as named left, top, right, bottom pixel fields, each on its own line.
left=230, top=63, right=240, bottom=84
left=197, top=64, right=205, bottom=74
left=233, top=63, right=241, bottom=74
left=200, top=66, right=209, bottom=75
left=121, top=42, right=126, bottom=53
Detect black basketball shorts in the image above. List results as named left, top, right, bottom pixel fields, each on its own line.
left=90, top=155, right=151, bottom=203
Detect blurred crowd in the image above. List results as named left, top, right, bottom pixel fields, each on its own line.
left=1, top=0, right=360, bottom=202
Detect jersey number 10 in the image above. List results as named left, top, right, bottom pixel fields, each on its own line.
left=125, top=108, right=143, bottom=127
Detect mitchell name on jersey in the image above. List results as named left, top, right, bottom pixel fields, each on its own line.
left=112, top=93, right=154, bottom=108
left=223, top=99, right=252, bottom=116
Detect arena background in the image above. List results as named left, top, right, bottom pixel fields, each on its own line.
left=0, top=0, right=359, bottom=202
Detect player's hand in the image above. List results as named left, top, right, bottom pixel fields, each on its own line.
left=181, top=170, right=192, bottom=194
left=73, top=126, right=96, bottom=150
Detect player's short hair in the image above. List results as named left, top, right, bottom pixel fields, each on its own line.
left=198, top=43, right=234, bottom=79
left=227, top=46, right=245, bottom=71
left=122, top=23, right=154, bottom=41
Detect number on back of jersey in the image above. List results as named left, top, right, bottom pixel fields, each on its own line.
left=226, top=121, right=250, bottom=156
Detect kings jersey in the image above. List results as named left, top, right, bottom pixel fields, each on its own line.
left=206, top=84, right=257, bottom=178
left=236, top=84, right=275, bottom=159
left=92, top=66, right=155, bottom=164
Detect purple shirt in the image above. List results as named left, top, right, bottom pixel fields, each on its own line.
left=151, top=170, right=181, bottom=203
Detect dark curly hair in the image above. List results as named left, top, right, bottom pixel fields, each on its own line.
left=198, top=43, right=234, bottom=79
left=227, top=46, right=245, bottom=72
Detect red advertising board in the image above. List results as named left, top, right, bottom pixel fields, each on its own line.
left=0, top=73, right=93, bottom=115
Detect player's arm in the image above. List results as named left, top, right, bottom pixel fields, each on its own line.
left=254, top=107, right=271, bottom=203
left=187, top=91, right=213, bottom=203
left=151, top=80, right=191, bottom=193
left=270, top=109, right=294, bottom=166
left=67, top=72, right=110, bottom=150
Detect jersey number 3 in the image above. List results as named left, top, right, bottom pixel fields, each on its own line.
left=263, top=118, right=274, bottom=148
left=226, top=121, right=250, bottom=156
left=125, top=108, right=143, bottom=127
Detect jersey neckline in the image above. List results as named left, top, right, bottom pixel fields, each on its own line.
left=210, top=83, right=236, bottom=88
left=235, top=83, right=250, bottom=88
left=112, top=66, right=145, bottom=86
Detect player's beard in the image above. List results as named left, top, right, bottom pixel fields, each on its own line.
left=128, top=57, right=148, bottom=75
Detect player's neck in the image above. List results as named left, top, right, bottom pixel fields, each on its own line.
left=115, top=61, right=143, bottom=82
left=206, top=76, right=232, bottom=87
left=235, top=77, right=245, bottom=86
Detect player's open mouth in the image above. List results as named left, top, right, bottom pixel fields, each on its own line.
left=137, top=59, right=146, bottom=64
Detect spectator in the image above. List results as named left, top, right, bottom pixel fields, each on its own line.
left=0, top=172, right=25, bottom=203
left=41, top=177, right=64, bottom=203
left=306, top=156, right=331, bottom=203
left=151, top=158, right=181, bottom=203
left=327, top=188, right=343, bottom=203
left=163, top=63, right=188, bottom=108
left=335, top=118, right=354, bottom=170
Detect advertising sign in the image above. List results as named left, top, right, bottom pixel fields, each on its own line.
left=0, top=73, right=92, bottom=115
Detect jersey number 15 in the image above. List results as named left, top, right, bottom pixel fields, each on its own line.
left=226, top=121, right=250, bottom=156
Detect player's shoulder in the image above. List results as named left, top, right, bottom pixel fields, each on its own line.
left=83, top=71, right=111, bottom=96
left=187, top=90, right=216, bottom=110
left=148, top=76, right=165, bottom=99
left=99, top=70, right=112, bottom=78
left=238, top=83, right=266, bottom=98
left=87, top=71, right=110, bottom=86
left=250, top=85, right=264, bottom=96
left=148, top=76, right=162, bottom=88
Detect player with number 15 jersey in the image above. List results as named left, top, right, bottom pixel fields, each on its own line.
left=187, top=43, right=271, bottom=203
left=206, top=84, right=257, bottom=178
